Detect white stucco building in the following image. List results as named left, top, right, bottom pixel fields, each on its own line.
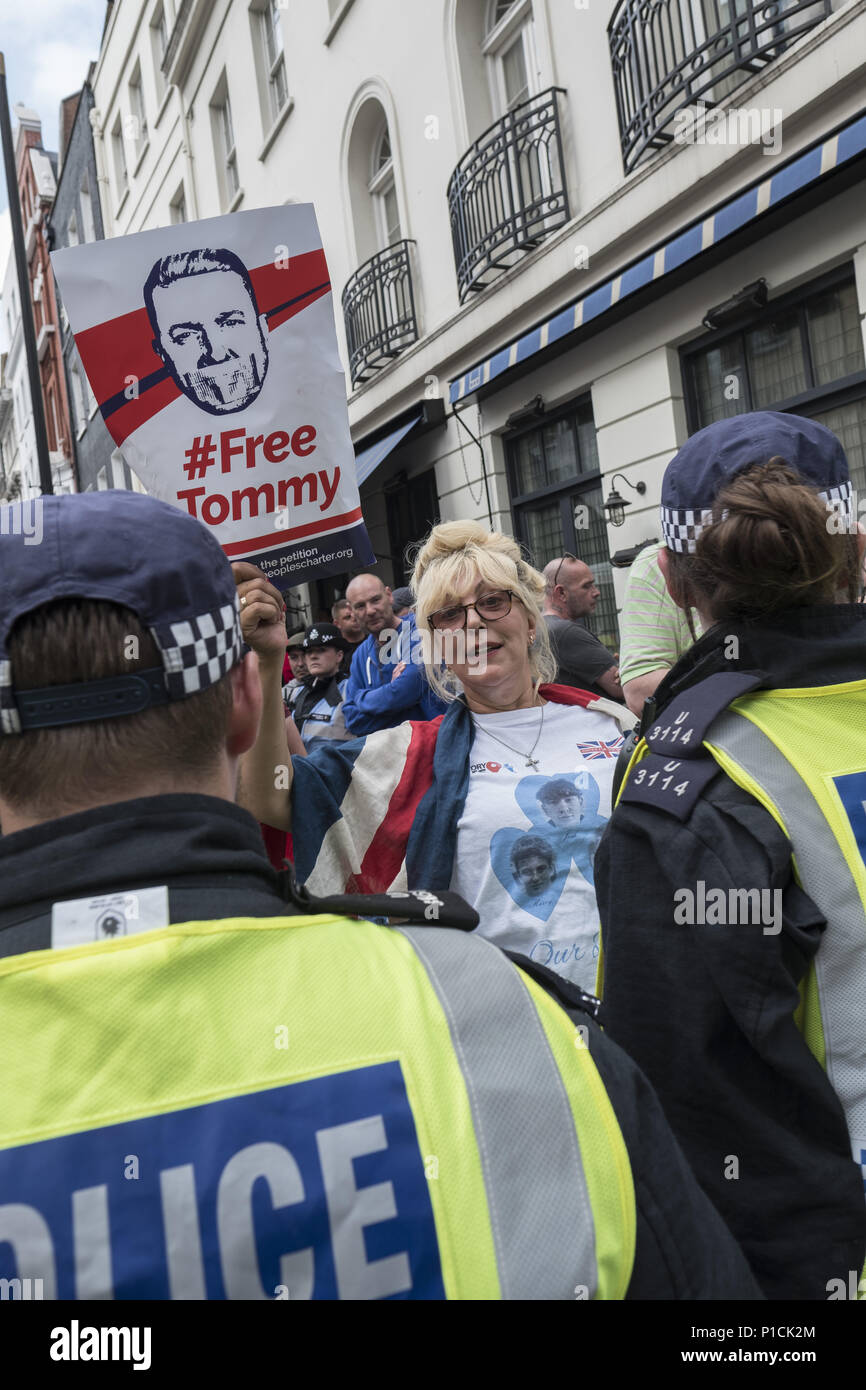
left=89, top=0, right=866, bottom=639
left=1, top=253, right=36, bottom=501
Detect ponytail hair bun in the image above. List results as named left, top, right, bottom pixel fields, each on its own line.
left=667, top=459, right=859, bottom=622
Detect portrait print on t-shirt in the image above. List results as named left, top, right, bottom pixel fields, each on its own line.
left=490, top=770, right=606, bottom=921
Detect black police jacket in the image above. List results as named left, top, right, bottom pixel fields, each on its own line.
left=596, top=604, right=866, bottom=1300
left=0, top=792, right=760, bottom=1300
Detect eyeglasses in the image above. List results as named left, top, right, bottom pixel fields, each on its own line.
left=427, top=589, right=514, bottom=631
left=551, top=553, right=578, bottom=590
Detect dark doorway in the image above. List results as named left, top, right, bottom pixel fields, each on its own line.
left=385, top=467, right=440, bottom=585
left=505, top=396, right=619, bottom=652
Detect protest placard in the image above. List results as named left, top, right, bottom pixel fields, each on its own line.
left=51, top=205, right=374, bottom=587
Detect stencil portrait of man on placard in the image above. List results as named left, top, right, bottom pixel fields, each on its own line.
left=143, top=247, right=270, bottom=416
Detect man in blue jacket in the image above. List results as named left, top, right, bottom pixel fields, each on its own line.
left=343, top=574, right=446, bottom=734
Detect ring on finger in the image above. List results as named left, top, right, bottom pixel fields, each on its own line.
left=240, top=595, right=247, bottom=608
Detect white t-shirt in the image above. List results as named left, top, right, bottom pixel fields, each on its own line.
left=450, top=701, right=625, bottom=993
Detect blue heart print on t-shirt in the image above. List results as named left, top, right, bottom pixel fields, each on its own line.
left=489, top=770, right=607, bottom=921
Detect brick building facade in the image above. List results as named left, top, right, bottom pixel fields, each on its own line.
left=14, top=103, right=77, bottom=493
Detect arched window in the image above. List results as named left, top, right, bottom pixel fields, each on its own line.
left=345, top=95, right=405, bottom=266
left=483, top=0, right=539, bottom=116
left=368, top=122, right=401, bottom=250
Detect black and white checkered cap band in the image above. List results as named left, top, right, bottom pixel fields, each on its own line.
left=153, top=596, right=244, bottom=699
left=660, top=506, right=715, bottom=555
left=823, top=481, right=854, bottom=523
left=0, top=597, right=244, bottom=734
left=0, top=660, right=21, bottom=735
left=662, top=481, right=854, bottom=553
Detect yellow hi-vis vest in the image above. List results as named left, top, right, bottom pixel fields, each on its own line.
left=705, top=685, right=866, bottom=1191
left=608, top=677, right=866, bottom=1194
left=0, top=914, right=635, bottom=1300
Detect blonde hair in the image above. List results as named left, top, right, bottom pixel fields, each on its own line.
left=410, top=520, right=557, bottom=702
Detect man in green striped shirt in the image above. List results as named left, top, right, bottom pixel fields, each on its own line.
left=618, top=541, right=702, bottom=717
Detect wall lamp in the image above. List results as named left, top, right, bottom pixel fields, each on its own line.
left=702, top=278, right=768, bottom=331
left=603, top=473, right=647, bottom=527
left=505, top=395, right=545, bottom=429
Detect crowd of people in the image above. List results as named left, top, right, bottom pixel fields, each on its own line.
left=0, top=409, right=864, bottom=1302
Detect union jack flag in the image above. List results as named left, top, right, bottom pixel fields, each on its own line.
left=576, top=736, right=625, bottom=761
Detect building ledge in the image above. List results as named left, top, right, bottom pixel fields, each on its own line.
left=258, top=98, right=294, bottom=162
left=227, top=186, right=245, bottom=213
left=36, top=324, right=56, bottom=361
left=132, top=137, right=150, bottom=179
left=154, top=85, right=173, bottom=131
left=324, top=0, right=356, bottom=45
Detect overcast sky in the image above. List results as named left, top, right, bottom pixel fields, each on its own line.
left=0, top=0, right=108, bottom=279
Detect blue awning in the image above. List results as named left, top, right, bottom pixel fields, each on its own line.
left=449, top=111, right=866, bottom=403
left=355, top=414, right=422, bottom=487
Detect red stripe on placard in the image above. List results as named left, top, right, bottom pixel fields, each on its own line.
left=73, top=249, right=331, bottom=446
left=267, top=281, right=331, bottom=330
left=221, top=506, right=363, bottom=554
left=102, top=376, right=180, bottom=449
left=351, top=718, right=443, bottom=894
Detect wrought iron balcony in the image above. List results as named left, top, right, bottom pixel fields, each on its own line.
left=609, top=0, right=832, bottom=174
left=448, top=88, right=570, bottom=304
left=342, top=239, right=419, bottom=389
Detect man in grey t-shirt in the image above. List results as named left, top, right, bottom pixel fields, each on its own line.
left=541, top=556, right=624, bottom=701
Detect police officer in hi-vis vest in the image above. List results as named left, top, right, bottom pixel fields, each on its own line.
left=0, top=492, right=758, bottom=1301
left=597, top=412, right=866, bottom=1301
left=285, top=622, right=352, bottom=750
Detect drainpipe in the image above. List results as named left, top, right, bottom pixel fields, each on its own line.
left=168, top=84, right=199, bottom=219
left=452, top=400, right=494, bottom=530
left=88, top=105, right=113, bottom=237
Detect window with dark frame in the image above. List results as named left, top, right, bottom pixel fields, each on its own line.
left=681, top=267, right=866, bottom=494
left=169, top=183, right=187, bottom=224
left=111, top=117, right=128, bottom=201
left=505, top=397, right=619, bottom=651
left=261, top=0, right=289, bottom=123
left=79, top=173, right=96, bottom=243
left=151, top=4, right=169, bottom=98
left=211, top=78, right=240, bottom=206
left=369, top=123, right=401, bottom=251
left=385, top=468, right=440, bottom=586
left=128, top=64, right=149, bottom=156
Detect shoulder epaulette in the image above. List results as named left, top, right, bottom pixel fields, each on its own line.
left=281, top=867, right=479, bottom=931
left=620, top=670, right=763, bottom=820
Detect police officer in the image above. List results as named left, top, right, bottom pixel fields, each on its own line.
left=281, top=630, right=308, bottom=704
left=0, top=492, right=759, bottom=1301
left=286, top=622, right=351, bottom=750
left=596, top=412, right=866, bottom=1300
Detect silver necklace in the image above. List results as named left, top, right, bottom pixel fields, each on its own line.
left=471, top=702, right=546, bottom=770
